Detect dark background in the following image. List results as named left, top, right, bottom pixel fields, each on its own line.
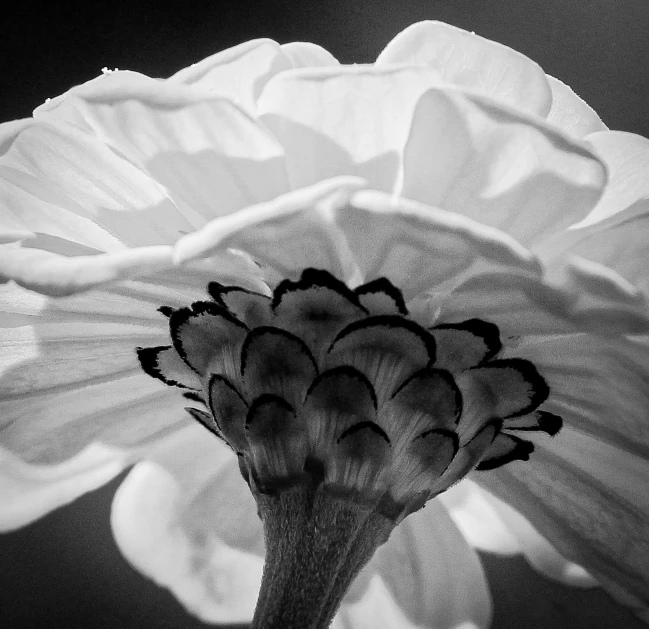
left=1, top=1, right=648, bottom=627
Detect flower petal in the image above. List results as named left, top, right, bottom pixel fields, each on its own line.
left=400, top=87, right=606, bottom=247
left=0, top=442, right=126, bottom=531
left=36, top=81, right=289, bottom=222
left=376, top=21, right=552, bottom=117
left=535, top=132, right=649, bottom=294
left=437, top=479, right=521, bottom=555
left=546, top=76, right=607, bottom=138
left=515, top=334, right=649, bottom=461
left=365, top=498, right=492, bottom=629
left=173, top=177, right=366, bottom=283
left=339, top=190, right=541, bottom=302
left=258, top=65, right=442, bottom=191
left=579, top=131, right=649, bottom=227
left=475, top=333, right=649, bottom=612
left=111, top=436, right=264, bottom=624
left=167, top=39, right=292, bottom=111
left=0, top=244, right=173, bottom=297
left=280, top=42, right=339, bottom=68
left=475, top=483, right=598, bottom=588
left=0, top=119, right=189, bottom=249
left=335, top=575, right=422, bottom=629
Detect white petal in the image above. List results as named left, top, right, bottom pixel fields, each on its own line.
left=546, top=76, right=607, bottom=138
left=0, top=244, right=173, bottom=297
left=438, top=480, right=521, bottom=555
left=111, top=447, right=264, bottom=624
left=37, top=81, right=289, bottom=222
left=0, top=442, right=125, bottom=531
left=376, top=21, right=552, bottom=117
left=0, top=120, right=188, bottom=249
left=515, top=334, right=649, bottom=463
left=578, top=131, right=649, bottom=227
left=475, top=333, right=649, bottom=612
left=173, top=176, right=366, bottom=283
left=340, top=189, right=541, bottom=301
left=335, top=575, right=423, bottom=629
left=258, top=65, right=442, bottom=191
left=534, top=132, right=649, bottom=295
left=365, top=498, right=492, bottom=629
left=401, top=87, right=606, bottom=248
left=280, top=42, right=339, bottom=67
left=168, top=39, right=292, bottom=111
left=474, top=483, right=598, bottom=587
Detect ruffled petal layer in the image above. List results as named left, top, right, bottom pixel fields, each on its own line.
left=0, top=442, right=126, bottom=531
left=34, top=80, right=289, bottom=222
left=376, top=21, right=552, bottom=117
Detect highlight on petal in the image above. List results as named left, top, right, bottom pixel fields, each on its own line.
left=35, top=82, right=290, bottom=222
left=111, top=450, right=264, bottom=624
left=0, top=442, right=126, bottom=531
left=173, top=176, right=366, bottom=283
left=546, top=76, right=607, bottom=138
left=400, top=86, right=607, bottom=247
left=376, top=21, right=552, bottom=117
left=258, top=65, right=442, bottom=191
left=364, top=498, right=492, bottom=629
left=438, top=480, right=521, bottom=555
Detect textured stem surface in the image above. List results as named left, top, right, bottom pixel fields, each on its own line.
left=250, top=485, right=394, bottom=629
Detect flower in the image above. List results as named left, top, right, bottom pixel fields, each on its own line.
left=1, top=19, right=648, bottom=628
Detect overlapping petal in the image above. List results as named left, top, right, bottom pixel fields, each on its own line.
left=0, top=18, right=647, bottom=628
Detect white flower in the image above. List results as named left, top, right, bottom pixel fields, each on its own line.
left=1, top=20, right=648, bottom=628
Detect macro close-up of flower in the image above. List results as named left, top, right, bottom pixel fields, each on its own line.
left=1, top=16, right=649, bottom=629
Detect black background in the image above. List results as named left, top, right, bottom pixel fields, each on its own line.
left=1, top=1, right=648, bottom=627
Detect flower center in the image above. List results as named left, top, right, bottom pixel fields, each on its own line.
left=136, top=267, right=562, bottom=628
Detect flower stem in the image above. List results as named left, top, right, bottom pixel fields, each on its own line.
left=250, top=484, right=394, bottom=629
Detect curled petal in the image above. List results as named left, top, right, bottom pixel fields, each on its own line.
left=340, top=190, right=541, bottom=302
left=258, top=65, right=442, bottom=191
left=376, top=20, right=552, bottom=117
left=0, top=443, right=126, bottom=531
left=546, top=76, right=607, bottom=138
left=0, top=245, right=173, bottom=297
left=168, top=39, right=292, bottom=111
left=173, top=177, right=365, bottom=282
left=401, top=87, right=606, bottom=247
left=112, top=462, right=262, bottom=623
left=36, top=82, right=289, bottom=222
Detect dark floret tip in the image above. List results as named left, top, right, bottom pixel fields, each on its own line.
left=329, top=315, right=436, bottom=362
left=136, top=345, right=192, bottom=390
left=240, top=326, right=317, bottom=376
left=306, top=365, right=378, bottom=411
left=433, top=318, right=502, bottom=362
left=337, top=421, right=391, bottom=445
left=271, top=267, right=363, bottom=311
left=537, top=411, right=563, bottom=436
left=354, top=277, right=409, bottom=315
left=477, top=358, right=550, bottom=418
